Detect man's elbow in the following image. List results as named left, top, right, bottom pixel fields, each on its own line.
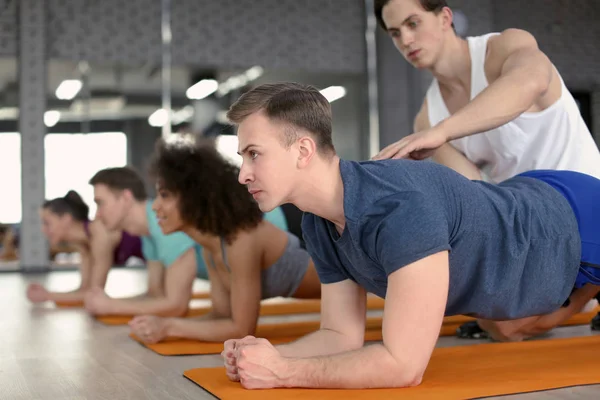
left=385, top=361, right=425, bottom=388
left=529, top=66, right=551, bottom=98
left=522, top=52, right=552, bottom=99
left=337, top=331, right=365, bottom=352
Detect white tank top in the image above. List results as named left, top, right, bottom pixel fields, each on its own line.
left=426, top=33, right=600, bottom=182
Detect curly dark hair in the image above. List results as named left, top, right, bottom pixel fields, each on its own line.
left=149, top=136, right=264, bottom=244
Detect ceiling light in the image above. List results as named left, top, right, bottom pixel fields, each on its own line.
left=44, top=110, right=61, bottom=127
left=320, top=86, right=347, bottom=103
left=186, top=79, right=219, bottom=100
left=55, top=79, right=83, bottom=100
left=148, top=108, right=169, bottom=127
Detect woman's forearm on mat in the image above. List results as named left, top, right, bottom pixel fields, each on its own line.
left=103, top=297, right=187, bottom=317
left=47, top=290, right=87, bottom=303
left=166, top=316, right=249, bottom=341
left=276, top=329, right=364, bottom=358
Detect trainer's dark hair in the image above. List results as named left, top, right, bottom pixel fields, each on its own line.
left=89, top=167, right=147, bottom=201
left=43, top=190, right=89, bottom=221
left=374, top=0, right=454, bottom=30
left=149, top=136, right=264, bottom=244
left=227, top=82, right=335, bottom=156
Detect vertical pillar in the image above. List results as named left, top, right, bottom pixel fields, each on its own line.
left=364, top=0, right=380, bottom=158
left=18, top=0, right=48, bottom=270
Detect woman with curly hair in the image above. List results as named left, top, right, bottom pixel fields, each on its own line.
left=129, top=137, right=321, bottom=344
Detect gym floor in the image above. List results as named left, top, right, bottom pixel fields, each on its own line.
left=3, top=268, right=599, bottom=399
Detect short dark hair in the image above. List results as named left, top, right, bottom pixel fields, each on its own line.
left=149, top=137, right=264, bottom=244
left=89, top=167, right=147, bottom=201
left=374, top=0, right=453, bottom=30
left=227, top=82, right=335, bottom=155
left=43, top=190, right=89, bottom=221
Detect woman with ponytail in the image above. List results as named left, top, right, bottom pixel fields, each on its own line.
left=27, top=190, right=145, bottom=304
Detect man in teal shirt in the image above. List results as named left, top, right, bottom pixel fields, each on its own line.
left=83, top=166, right=203, bottom=317
left=83, top=166, right=290, bottom=317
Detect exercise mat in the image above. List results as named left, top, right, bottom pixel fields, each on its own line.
left=183, top=335, right=600, bottom=399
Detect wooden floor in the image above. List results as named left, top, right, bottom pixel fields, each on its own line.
left=2, top=269, right=599, bottom=399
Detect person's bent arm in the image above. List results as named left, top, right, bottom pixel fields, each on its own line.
left=240, top=251, right=450, bottom=388
left=87, top=221, right=120, bottom=288
left=275, top=279, right=367, bottom=358
left=437, top=29, right=553, bottom=142
left=41, top=249, right=94, bottom=303
left=164, top=235, right=263, bottom=341
left=89, top=248, right=196, bottom=316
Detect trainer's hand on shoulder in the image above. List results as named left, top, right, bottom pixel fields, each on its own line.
left=372, top=126, right=448, bottom=161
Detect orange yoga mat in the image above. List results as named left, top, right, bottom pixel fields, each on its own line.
left=130, top=317, right=385, bottom=356
left=184, top=335, right=600, bottom=399
left=54, top=300, right=84, bottom=308
left=130, top=307, right=600, bottom=356
left=96, top=296, right=386, bottom=326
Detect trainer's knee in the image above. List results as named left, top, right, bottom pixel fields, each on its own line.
left=479, top=320, right=525, bottom=342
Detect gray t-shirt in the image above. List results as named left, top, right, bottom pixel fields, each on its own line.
left=301, top=159, right=581, bottom=320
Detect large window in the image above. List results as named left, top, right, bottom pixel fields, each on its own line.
left=0, top=133, right=21, bottom=224
left=45, top=132, right=128, bottom=219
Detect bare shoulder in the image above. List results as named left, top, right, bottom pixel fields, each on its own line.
left=488, top=28, right=539, bottom=54
left=224, top=229, right=261, bottom=269
left=485, top=29, right=543, bottom=81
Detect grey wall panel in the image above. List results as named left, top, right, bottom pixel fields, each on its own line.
left=19, top=0, right=49, bottom=269
left=0, top=0, right=17, bottom=56
left=125, top=119, right=161, bottom=197
left=492, top=0, right=600, bottom=89
left=47, top=0, right=366, bottom=73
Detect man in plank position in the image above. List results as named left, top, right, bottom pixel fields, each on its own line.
left=221, top=82, right=600, bottom=389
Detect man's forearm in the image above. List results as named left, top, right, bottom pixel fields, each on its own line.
left=279, top=344, right=419, bottom=389
left=432, top=144, right=482, bottom=181
left=439, top=71, right=543, bottom=142
left=101, top=296, right=188, bottom=317
left=167, top=315, right=249, bottom=342
left=275, top=329, right=364, bottom=358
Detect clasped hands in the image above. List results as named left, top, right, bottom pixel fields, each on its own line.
left=221, top=335, right=291, bottom=389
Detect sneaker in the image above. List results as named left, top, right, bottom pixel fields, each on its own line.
left=456, top=320, right=490, bottom=339
left=591, top=312, right=600, bottom=331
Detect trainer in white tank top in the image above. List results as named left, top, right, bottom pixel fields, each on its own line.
left=426, top=33, right=600, bottom=183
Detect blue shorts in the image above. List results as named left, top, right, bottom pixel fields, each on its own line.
left=518, top=170, right=600, bottom=289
